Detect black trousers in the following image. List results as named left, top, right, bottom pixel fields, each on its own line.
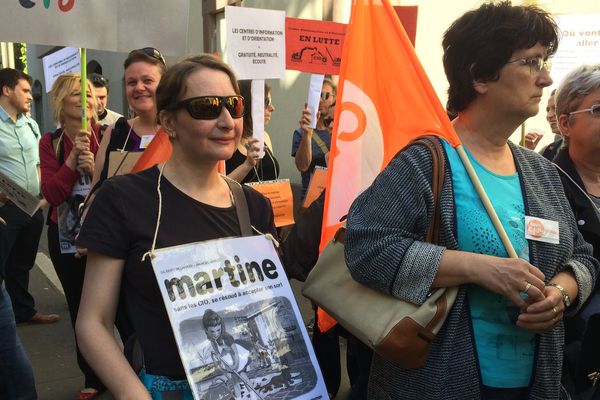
left=48, top=222, right=133, bottom=389
left=0, top=206, right=43, bottom=322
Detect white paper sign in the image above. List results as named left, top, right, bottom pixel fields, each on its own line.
left=552, top=14, right=600, bottom=89
left=150, top=235, right=328, bottom=400
left=251, top=79, right=265, bottom=158
left=226, top=6, right=286, bottom=80
left=0, top=1, right=189, bottom=56
left=0, top=170, right=40, bottom=216
left=307, top=74, right=325, bottom=129
left=42, top=47, right=80, bottom=93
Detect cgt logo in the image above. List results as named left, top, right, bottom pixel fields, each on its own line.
left=526, top=219, right=545, bottom=239
left=19, top=0, right=75, bottom=12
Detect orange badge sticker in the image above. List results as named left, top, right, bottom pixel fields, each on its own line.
left=285, top=17, right=347, bottom=75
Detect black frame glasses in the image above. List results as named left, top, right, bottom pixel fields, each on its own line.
left=506, top=57, right=552, bottom=74
left=569, top=104, right=600, bottom=118
left=170, top=96, right=245, bottom=120
left=130, top=47, right=166, bottom=66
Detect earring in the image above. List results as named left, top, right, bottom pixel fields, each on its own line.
left=169, top=130, right=176, bottom=138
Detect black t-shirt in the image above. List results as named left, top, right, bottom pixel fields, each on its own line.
left=99, top=117, right=142, bottom=182
left=77, top=166, right=276, bottom=379
left=225, top=145, right=280, bottom=184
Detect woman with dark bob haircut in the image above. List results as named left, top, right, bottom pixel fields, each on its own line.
left=345, top=2, right=598, bottom=399
left=75, top=54, right=276, bottom=399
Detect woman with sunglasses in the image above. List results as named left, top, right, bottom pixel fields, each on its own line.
left=292, top=78, right=335, bottom=202
left=226, top=80, right=279, bottom=183
left=554, top=64, right=600, bottom=398
left=75, top=55, right=276, bottom=399
left=39, top=73, right=103, bottom=400
left=90, top=47, right=167, bottom=189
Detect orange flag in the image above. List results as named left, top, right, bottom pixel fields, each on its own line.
left=317, top=0, right=461, bottom=333
left=130, top=128, right=172, bottom=174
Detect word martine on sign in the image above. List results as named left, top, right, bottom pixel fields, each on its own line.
left=164, top=256, right=280, bottom=302
left=19, top=0, right=75, bottom=12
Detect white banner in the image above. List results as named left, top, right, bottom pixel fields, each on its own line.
left=0, top=1, right=190, bottom=56
left=42, top=47, right=80, bottom=93
left=151, top=235, right=328, bottom=400
left=226, top=6, right=286, bottom=80
left=552, top=14, right=600, bottom=89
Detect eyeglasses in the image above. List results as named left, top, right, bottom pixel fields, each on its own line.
left=169, top=96, right=245, bottom=120
left=507, top=57, right=552, bottom=74
left=264, top=96, right=272, bottom=108
left=568, top=104, right=600, bottom=118
left=129, top=47, right=166, bottom=66
left=320, top=92, right=332, bottom=101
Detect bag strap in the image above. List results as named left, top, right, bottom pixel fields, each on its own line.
left=394, top=136, right=445, bottom=244
left=311, top=131, right=330, bottom=155
left=223, top=176, right=253, bottom=237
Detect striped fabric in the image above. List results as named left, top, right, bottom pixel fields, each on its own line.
left=345, top=138, right=598, bottom=400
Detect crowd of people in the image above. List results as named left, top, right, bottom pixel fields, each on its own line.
left=1, top=2, right=600, bottom=400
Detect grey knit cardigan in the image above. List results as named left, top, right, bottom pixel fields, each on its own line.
left=345, top=139, right=598, bottom=400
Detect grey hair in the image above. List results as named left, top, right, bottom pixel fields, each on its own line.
left=555, top=64, right=600, bottom=116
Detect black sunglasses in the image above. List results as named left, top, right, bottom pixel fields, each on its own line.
left=170, top=96, right=245, bottom=120
left=264, top=95, right=272, bottom=108
left=130, top=47, right=166, bottom=66
left=320, top=92, right=332, bottom=101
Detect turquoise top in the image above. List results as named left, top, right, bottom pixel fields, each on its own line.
left=443, top=140, right=534, bottom=388
left=0, top=105, right=41, bottom=196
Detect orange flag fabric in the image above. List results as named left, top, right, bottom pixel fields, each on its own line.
left=317, top=0, right=461, bottom=333
left=130, top=128, right=173, bottom=174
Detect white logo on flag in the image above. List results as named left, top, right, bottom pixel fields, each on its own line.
left=327, top=80, right=384, bottom=226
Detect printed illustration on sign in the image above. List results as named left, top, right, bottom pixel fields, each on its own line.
left=181, top=298, right=318, bottom=399
left=285, top=18, right=347, bottom=75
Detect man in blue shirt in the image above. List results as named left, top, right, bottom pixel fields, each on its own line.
left=0, top=68, right=57, bottom=324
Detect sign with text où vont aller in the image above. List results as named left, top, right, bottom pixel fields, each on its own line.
left=225, top=6, right=286, bottom=80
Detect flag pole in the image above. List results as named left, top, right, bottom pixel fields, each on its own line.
left=455, top=145, right=518, bottom=258
left=80, top=48, right=87, bottom=131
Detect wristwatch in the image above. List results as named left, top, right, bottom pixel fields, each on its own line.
left=548, top=283, right=572, bottom=308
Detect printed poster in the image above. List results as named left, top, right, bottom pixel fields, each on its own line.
left=57, top=173, right=91, bottom=253
left=151, top=235, right=328, bottom=400
left=225, top=6, right=286, bottom=80
left=246, top=180, right=295, bottom=227
left=42, top=47, right=81, bottom=93
left=552, top=14, right=600, bottom=89
left=0, top=170, right=40, bottom=216
left=0, top=1, right=189, bottom=56
left=285, top=18, right=347, bottom=75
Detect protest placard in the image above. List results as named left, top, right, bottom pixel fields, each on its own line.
left=246, top=180, right=295, bottom=227
left=302, top=167, right=327, bottom=209
left=0, top=170, right=40, bottom=216
left=552, top=14, right=600, bottom=90
left=225, top=6, right=286, bottom=80
left=0, top=1, right=189, bottom=56
left=285, top=18, right=347, bottom=75
left=150, top=235, right=328, bottom=400
left=42, top=47, right=80, bottom=93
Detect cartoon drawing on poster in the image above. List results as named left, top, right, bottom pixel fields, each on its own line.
left=57, top=173, right=91, bottom=253
left=181, top=298, right=317, bottom=399
left=285, top=18, right=347, bottom=75
left=151, top=235, right=328, bottom=400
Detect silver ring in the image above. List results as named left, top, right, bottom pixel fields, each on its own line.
left=552, top=306, right=558, bottom=316
left=523, top=282, right=532, bottom=293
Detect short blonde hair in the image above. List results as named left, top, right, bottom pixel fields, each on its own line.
left=50, top=73, right=98, bottom=125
